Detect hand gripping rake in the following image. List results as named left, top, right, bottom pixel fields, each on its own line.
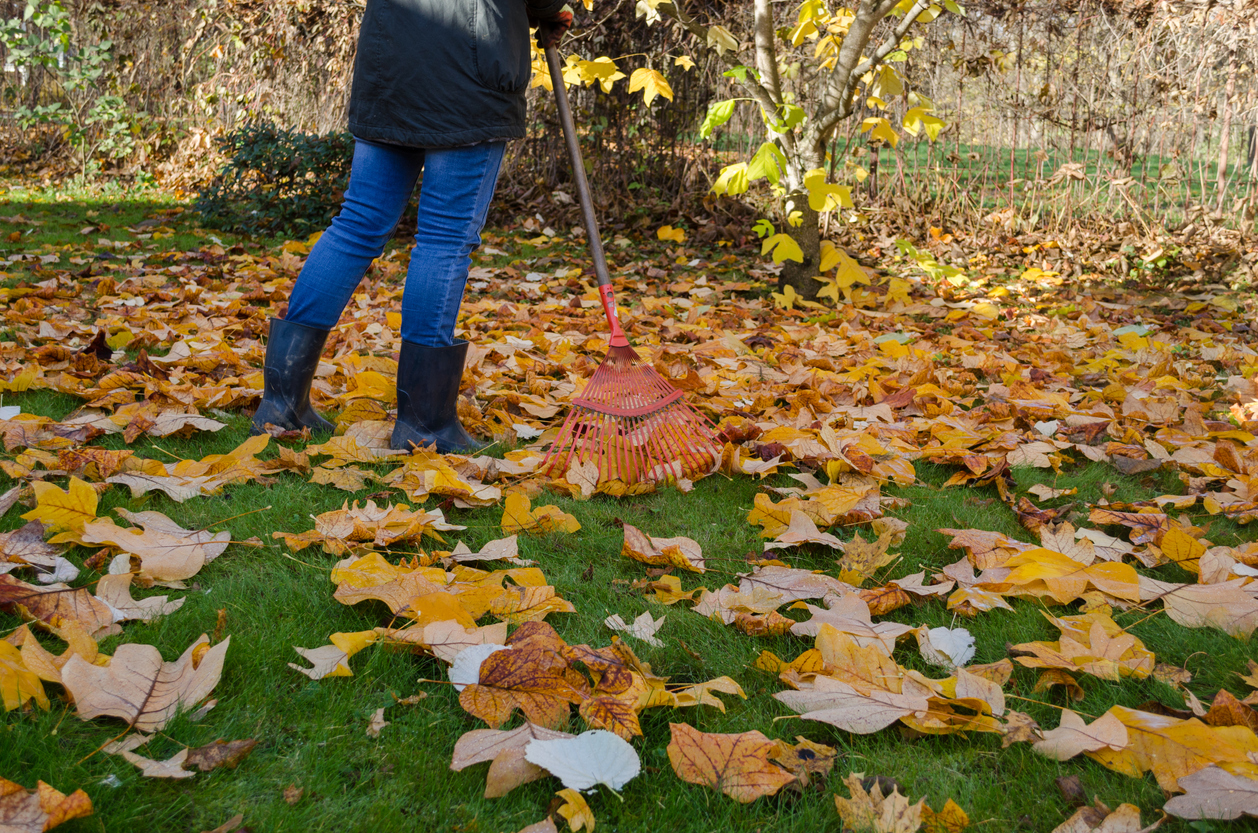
left=539, top=47, right=721, bottom=485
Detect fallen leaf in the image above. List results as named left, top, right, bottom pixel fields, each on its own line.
left=621, top=522, right=705, bottom=572
left=184, top=738, right=258, bottom=772
left=603, top=611, right=665, bottom=647
left=667, top=722, right=797, bottom=802
left=1163, top=765, right=1258, bottom=820
left=555, top=788, right=596, bottom=832
left=0, top=777, right=93, bottom=831
left=1033, top=709, right=1128, bottom=760
left=366, top=707, right=389, bottom=738
left=524, top=729, right=641, bottom=791
left=62, top=634, right=229, bottom=731
left=834, top=770, right=926, bottom=832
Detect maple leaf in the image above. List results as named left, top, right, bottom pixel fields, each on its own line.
left=524, top=730, right=641, bottom=791
left=769, top=737, right=837, bottom=786
left=1050, top=802, right=1146, bottom=833
left=921, top=799, right=970, bottom=833
left=20, top=476, right=98, bottom=534
left=837, top=530, right=898, bottom=585
left=459, top=622, right=589, bottom=729
left=1010, top=612, right=1155, bottom=681
left=18, top=620, right=105, bottom=687
left=620, top=523, right=705, bottom=572
left=102, top=734, right=194, bottom=779
left=62, top=634, right=229, bottom=732
left=995, top=548, right=1140, bottom=604
left=0, top=521, right=62, bottom=573
left=834, top=771, right=926, bottom=832
left=0, top=777, right=93, bottom=832
left=94, top=573, right=184, bottom=622
left=666, top=723, right=797, bottom=802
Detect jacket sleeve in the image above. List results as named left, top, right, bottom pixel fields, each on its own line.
left=525, top=0, right=568, bottom=19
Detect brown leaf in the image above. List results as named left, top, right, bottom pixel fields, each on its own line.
left=184, top=739, right=257, bottom=772
left=0, top=574, right=116, bottom=636
left=282, top=785, right=303, bottom=805
left=667, top=722, right=796, bottom=802
left=0, top=777, right=94, bottom=832
left=834, top=771, right=925, bottom=832
left=621, top=522, right=705, bottom=572
left=1204, top=689, right=1258, bottom=732
left=62, top=635, right=229, bottom=731
left=459, top=622, right=588, bottom=728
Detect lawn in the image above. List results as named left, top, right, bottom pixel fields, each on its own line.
left=1, top=181, right=1256, bottom=833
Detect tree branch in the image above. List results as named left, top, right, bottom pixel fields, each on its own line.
left=810, top=0, right=932, bottom=144
left=753, top=0, right=783, bottom=106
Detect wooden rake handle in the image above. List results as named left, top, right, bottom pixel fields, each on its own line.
left=545, top=46, right=629, bottom=349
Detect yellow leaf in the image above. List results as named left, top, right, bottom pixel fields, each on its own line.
left=557, top=788, right=596, bottom=832
left=0, top=640, right=50, bottom=712
left=657, top=225, right=686, bottom=243
left=576, top=57, right=626, bottom=93
left=923, top=798, right=971, bottom=832
left=861, top=116, right=899, bottom=148
left=771, top=285, right=798, bottom=311
left=762, top=233, right=804, bottom=264
left=22, top=477, right=98, bottom=534
left=674, top=55, right=695, bottom=71
left=1160, top=527, right=1206, bottom=574
left=628, top=67, right=673, bottom=105
left=804, top=169, right=853, bottom=212
left=706, top=24, right=738, bottom=55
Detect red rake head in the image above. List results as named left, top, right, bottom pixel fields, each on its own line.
left=541, top=349, right=722, bottom=486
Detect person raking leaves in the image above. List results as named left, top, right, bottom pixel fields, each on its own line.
left=251, top=0, right=575, bottom=452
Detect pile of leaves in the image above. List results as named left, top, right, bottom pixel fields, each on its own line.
left=0, top=213, right=1257, bottom=831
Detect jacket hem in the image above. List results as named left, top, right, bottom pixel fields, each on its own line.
left=348, top=122, right=526, bottom=149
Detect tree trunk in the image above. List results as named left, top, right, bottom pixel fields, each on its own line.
left=778, top=192, right=823, bottom=299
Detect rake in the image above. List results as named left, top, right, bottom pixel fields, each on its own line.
left=539, top=47, right=722, bottom=485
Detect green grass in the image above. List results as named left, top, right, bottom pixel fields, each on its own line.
left=2, top=384, right=1252, bottom=833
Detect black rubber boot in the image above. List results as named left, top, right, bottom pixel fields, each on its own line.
left=390, top=339, right=486, bottom=453
left=250, top=318, right=335, bottom=436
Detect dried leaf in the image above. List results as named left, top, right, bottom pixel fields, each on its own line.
left=62, top=634, right=229, bottom=731
left=667, top=723, right=796, bottom=802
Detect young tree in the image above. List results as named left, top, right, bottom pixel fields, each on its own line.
left=644, top=0, right=959, bottom=299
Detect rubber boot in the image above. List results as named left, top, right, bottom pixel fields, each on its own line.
left=390, top=339, right=486, bottom=453
left=250, top=318, right=335, bottom=436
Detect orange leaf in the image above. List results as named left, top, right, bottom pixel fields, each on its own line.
left=666, top=723, right=796, bottom=802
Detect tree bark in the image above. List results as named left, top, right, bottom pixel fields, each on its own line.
left=778, top=191, right=824, bottom=298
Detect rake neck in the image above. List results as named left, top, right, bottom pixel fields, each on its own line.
left=546, top=47, right=627, bottom=349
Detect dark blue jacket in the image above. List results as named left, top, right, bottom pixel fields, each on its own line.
left=348, top=0, right=565, bottom=148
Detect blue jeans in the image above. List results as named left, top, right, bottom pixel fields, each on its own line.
left=284, top=138, right=507, bottom=347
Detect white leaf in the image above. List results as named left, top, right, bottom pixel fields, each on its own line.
left=449, top=644, right=510, bottom=692
left=36, top=556, right=80, bottom=585
left=604, top=611, right=665, bottom=647
left=915, top=626, right=976, bottom=668
left=524, top=729, right=642, bottom=792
